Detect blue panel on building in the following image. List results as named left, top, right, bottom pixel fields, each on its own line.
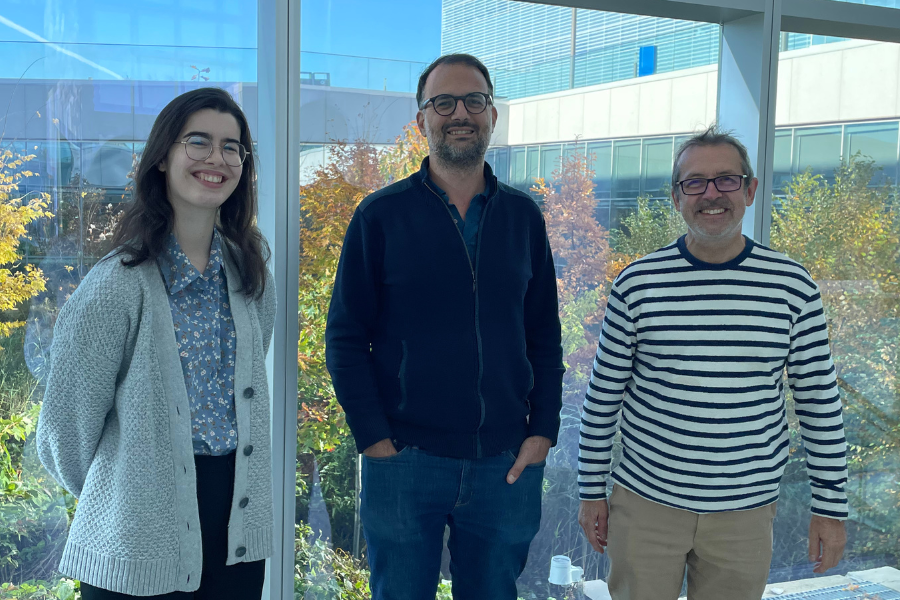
left=638, top=46, right=657, bottom=77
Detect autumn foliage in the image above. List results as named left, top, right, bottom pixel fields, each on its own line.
left=297, top=123, right=428, bottom=452
left=532, top=154, right=617, bottom=377
left=0, top=146, right=52, bottom=339
left=770, top=156, right=900, bottom=559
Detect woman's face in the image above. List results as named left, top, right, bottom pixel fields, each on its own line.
left=158, top=108, right=243, bottom=219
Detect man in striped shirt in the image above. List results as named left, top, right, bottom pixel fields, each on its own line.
left=577, top=126, right=848, bottom=599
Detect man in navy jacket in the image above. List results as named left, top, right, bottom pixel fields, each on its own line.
left=325, top=53, right=564, bottom=599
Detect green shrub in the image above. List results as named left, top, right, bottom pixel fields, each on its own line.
left=0, top=578, right=79, bottom=600
left=0, top=331, right=73, bottom=587
left=295, top=523, right=369, bottom=600
left=0, top=329, right=39, bottom=423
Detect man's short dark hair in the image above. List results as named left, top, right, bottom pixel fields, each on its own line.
left=416, top=54, right=494, bottom=109
left=672, top=124, right=755, bottom=190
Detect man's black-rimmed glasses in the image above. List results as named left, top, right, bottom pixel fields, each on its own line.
left=676, top=174, right=748, bottom=195
left=420, top=92, right=493, bottom=116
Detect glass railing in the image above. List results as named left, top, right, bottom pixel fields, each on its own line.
left=299, top=51, right=428, bottom=94
left=0, top=41, right=257, bottom=82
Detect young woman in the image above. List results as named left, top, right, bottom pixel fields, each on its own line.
left=37, top=87, right=276, bottom=600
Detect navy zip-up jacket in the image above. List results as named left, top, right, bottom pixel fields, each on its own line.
left=325, top=158, right=564, bottom=459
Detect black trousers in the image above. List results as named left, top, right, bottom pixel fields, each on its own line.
left=80, top=452, right=265, bottom=600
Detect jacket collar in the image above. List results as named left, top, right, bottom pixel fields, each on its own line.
left=415, top=156, right=499, bottom=200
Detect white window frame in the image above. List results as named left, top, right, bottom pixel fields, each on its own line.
left=257, top=1, right=301, bottom=598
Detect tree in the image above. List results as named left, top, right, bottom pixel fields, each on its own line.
left=297, top=123, right=428, bottom=454
left=770, top=156, right=900, bottom=563
left=532, top=153, right=617, bottom=378
left=611, top=193, right=685, bottom=259
left=297, top=141, right=378, bottom=454
left=0, top=145, right=66, bottom=591
left=0, top=146, right=52, bottom=340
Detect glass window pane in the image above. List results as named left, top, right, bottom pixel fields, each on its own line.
left=773, top=129, right=793, bottom=194
left=564, top=141, right=586, bottom=159
left=2, top=3, right=261, bottom=596
left=640, top=137, right=673, bottom=198
left=613, top=139, right=641, bottom=200
left=587, top=140, right=613, bottom=230
left=81, top=142, right=134, bottom=189
left=843, top=121, right=899, bottom=183
left=526, top=146, right=541, bottom=187
left=774, top=34, right=900, bottom=591
left=792, top=126, right=843, bottom=181
left=510, top=147, right=528, bottom=193
left=299, top=144, right=326, bottom=184
left=487, top=147, right=510, bottom=184
left=540, top=145, right=562, bottom=181
left=587, top=140, right=613, bottom=198
left=296, top=6, right=718, bottom=597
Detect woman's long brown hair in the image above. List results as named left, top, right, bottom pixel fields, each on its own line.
left=110, top=87, right=269, bottom=298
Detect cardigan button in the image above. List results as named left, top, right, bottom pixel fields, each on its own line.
left=239, top=497, right=249, bottom=509
left=243, top=445, right=254, bottom=457
left=243, top=387, right=254, bottom=399
left=236, top=546, right=247, bottom=558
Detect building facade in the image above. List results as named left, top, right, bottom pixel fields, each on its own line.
left=441, top=0, right=900, bottom=99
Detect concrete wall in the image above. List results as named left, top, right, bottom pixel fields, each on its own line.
left=505, top=65, right=718, bottom=145
left=775, top=40, right=900, bottom=127
left=504, top=39, right=900, bottom=146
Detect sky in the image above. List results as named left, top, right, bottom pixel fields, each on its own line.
left=301, top=0, right=442, bottom=64
left=0, top=0, right=443, bottom=84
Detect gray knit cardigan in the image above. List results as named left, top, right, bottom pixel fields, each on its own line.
left=37, top=248, right=276, bottom=596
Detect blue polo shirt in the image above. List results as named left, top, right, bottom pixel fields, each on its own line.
left=426, top=175, right=494, bottom=265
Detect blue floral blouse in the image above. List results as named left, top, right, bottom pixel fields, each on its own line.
left=158, top=232, right=238, bottom=456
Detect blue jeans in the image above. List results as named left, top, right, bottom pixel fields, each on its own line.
left=360, top=445, right=544, bottom=600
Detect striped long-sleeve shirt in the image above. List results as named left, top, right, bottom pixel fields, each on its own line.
left=578, top=236, right=848, bottom=518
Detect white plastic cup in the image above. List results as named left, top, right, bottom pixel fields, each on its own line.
left=549, top=555, right=573, bottom=585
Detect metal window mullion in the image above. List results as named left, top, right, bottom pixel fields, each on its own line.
left=758, top=0, right=781, bottom=247
left=257, top=0, right=301, bottom=598
left=717, top=0, right=781, bottom=247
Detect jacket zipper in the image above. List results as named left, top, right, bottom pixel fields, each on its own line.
left=423, top=178, right=499, bottom=458
left=423, top=180, right=476, bottom=288
left=398, top=340, right=409, bottom=412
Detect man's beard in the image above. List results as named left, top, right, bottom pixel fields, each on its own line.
left=427, top=120, right=490, bottom=171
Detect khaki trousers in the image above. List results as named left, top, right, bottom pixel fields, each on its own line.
left=606, top=485, right=777, bottom=600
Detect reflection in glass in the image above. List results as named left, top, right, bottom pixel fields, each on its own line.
left=527, top=146, right=541, bottom=189
left=540, top=145, right=562, bottom=181
left=0, top=2, right=260, bottom=596
left=612, top=139, right=641, bottom=232
left=510, top=147, right=528, bottom=193
left=843, top=121, right=899, bottom=183
left=772, top=129, right=794, bottom=194
left=792, top=126, right=842, bottom=180
left=640, top=137, right=673, bottom=198
left=770, top=154, right=900, bottom=581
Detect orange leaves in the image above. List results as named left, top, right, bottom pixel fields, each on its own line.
left=297, top=122, right=427, bottom=452
left=380, top=121, right=429, bottom=184
left=534, top=152, right=619, bottom=370
left=536, top=152, right=615, bottom=303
